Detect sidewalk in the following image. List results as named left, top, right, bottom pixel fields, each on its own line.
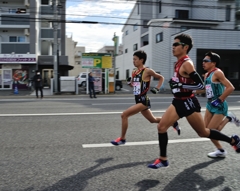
left=0, top=88, right=240, bottom=99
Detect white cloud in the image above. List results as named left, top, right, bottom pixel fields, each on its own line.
left=66, top=23, right=123, bottom=52
left=66, top=1, right=135, bottom=52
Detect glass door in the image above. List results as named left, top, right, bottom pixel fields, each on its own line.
left=0, top=69, right=12, bottom=89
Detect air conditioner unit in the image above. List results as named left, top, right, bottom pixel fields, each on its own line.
left=24, top=28, right=29, bottom=36
left=25, top=0, right=29, bottom=8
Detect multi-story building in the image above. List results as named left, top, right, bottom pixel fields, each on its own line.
left=116, top=0, right=240, bottom=89
left=0, top=0, right=69, bottom=90
left=66, top=35, right=86, bottom=77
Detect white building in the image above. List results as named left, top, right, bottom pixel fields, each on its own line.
left=0, top=0, right=69, bottom=89
left=66, top=35, right=86, bottom=77
left=116, top=0, right=240, bottom=89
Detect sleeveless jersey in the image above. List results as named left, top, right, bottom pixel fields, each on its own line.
left=172, top=55, right=194, bottom=97
left=205, top=69, right=224, bottom=99
left=132, top=68, right=150, bottom=96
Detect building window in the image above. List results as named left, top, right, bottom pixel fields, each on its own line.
left=156, top=32, right=163, bottom=43
left=159, top=1, right=162, bottom=13
left=9, top=36, right=17, bottom=42
left=175, top=10, right=189, bottom=19
left=18, top=36, right=25, bottom=42
left=41, top=0, right=49, bottom=5
left=133, top=24, right=138, bottom=31
left=133, top=43, right=138, bottom=51
left=9, top=9, right=17, bottom=13
left=125, top=30, right=128, bottom=35
left=141, top=34, right=149, bottom=46
left=9, top=36, right=25, bottom=42
left=126, top=69, right=130, bottom=79
left=125, top=48, right=128, bottom=53
left=226, top=5, right=231, bottom=21
left=143, top=20, right=149, bottom=28
left=75, top=61, right=81, bottom=65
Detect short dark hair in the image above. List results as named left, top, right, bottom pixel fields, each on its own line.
left=205, top=51, right=221, bottom=67
left=133, top=50, right=147, bottom=64
left=174, top=33, right=193, bottom=53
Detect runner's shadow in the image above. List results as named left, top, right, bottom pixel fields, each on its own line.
left=161, top=159, right=230, bottom=191
left=134, top=159, right=230, bottom=191
left=37, top=157, right=151, bottom=191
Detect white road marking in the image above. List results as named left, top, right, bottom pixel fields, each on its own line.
left=0, top=107, right=240, bottom=117
left=121, top=88, right=130, bottom=91
left=92, top=102, right=169, bottom=105
left=82, top=138, right=210, bottom=148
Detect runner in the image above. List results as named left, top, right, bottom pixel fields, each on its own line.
left=111, top=50, right=180, bottom=146
left=148, top=33, right=240, bottom=169
left=195, top=51, right=240, bottom=158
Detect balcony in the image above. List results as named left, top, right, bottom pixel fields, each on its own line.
left=0, top=14, right=30, bottom=27
left=1, top=43, right=30, bottom=54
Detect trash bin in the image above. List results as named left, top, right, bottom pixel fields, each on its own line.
left=60, top=76, right=76, bottom=92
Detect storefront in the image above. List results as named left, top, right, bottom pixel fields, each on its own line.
left=0, top=54, right=37, bottom=90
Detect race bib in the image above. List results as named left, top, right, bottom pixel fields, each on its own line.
left=206, top=84, right=214, bottom=98
left=132, top=82, right=141, bottom=95
left=171, top=77, right=180, bottom=93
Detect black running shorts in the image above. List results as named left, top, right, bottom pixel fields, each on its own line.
left=172, top=96, right=201, bottom=118
left=135, top=95, right=151, bottom=109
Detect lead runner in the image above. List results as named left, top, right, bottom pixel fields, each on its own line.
left=148, top=33, right=240, bottom=169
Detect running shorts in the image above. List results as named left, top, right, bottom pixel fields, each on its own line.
left=206, top=100, right=228, bottom=116
left=135, top=95, right=151, bottom=109
left=172, top=96, right=201, bottom=118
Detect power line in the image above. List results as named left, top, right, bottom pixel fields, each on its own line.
left=0, top=15, right=238, bottom=30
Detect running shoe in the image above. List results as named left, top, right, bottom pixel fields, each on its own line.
left=228, top=112, right=240, bottom=127
left=148, top=159, right=169, bottom=169
left=173, top=122, right=181, bottom=135
left=110, top=137, right=126, bottom=146
left=231, top=134, right=240, bottom=153
left=207, top=149, right=227, bottom=158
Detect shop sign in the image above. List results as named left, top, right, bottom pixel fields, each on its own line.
left=82, top=53, right=112, bottom=69
left=2, top=64, right=21, bottom=69
left=0, top=54, right=36, bottom=63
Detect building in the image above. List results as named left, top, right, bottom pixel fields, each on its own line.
left=0, top=0, right=70, bottom=90
left=116, top=0, right=240, bottom=89
left=66, top=35, right=86, bottom=77
left=97, top=45, right=123, bottom=79
left=97, top=45, right=123, bottom=56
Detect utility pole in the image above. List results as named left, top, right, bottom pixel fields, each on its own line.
left=112, top=32, right=119, bottom=94
left=53, top=0, right=59, bottom=93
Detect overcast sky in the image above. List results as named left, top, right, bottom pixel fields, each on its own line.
left=66, top=0, right=135, bottom=52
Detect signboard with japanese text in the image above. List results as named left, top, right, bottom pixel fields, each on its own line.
left=82, top=53, right=112, bottom=69
left=0, top=54, right=36, bottom=63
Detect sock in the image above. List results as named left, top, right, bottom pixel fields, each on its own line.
left=226, top=116, right=232, bottom=122
left=218, top=148, right=225, bottom=152
left=158, top=132, right=168, bottom=157
left=208, top=129, right=232, bottom=144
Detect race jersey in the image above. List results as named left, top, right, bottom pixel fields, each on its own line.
left=205, top=69, right=224, bottom=99
left=132, top=68, right=150, bottom=96
left=172, top=55, right=194, bottom=97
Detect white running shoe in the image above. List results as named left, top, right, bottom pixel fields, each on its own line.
left=207, top=149, right=227, bottom=158
left=228, top=112, right=240, bottom=127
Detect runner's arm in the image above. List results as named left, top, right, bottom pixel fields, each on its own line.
left=215, top=70, right=234, bottom=101
left=147, top=69, right=164, bottom=90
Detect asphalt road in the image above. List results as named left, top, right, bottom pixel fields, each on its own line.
left=0, top=95, right=240, bottom=191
